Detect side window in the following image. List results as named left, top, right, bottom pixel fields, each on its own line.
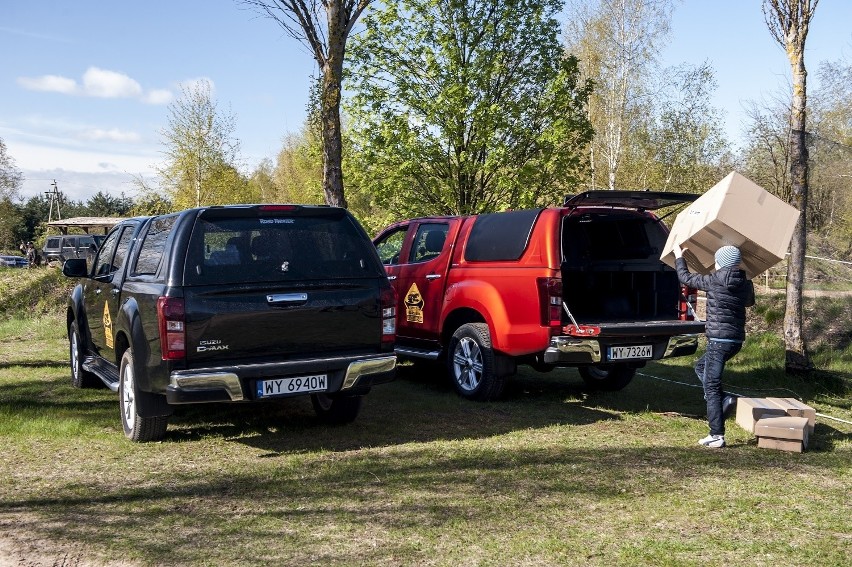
left=374, top=228, right=407, bottom=265
left=111, top=227, right=135, bottom=274
left=93, top=230, right=121, bottom=277
left=409, top=223, right=448, bottom=264
left=93, top=226, right=134, bottom=278
left=62, top=237, right=77, bottom=252
left=135, top=215, right=177, bottom=275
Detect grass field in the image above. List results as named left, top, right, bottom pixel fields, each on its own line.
left=1, top=309, right=850, bottom=566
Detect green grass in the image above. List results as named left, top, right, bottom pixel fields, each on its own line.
left=1, top=312, right=850, bottom=566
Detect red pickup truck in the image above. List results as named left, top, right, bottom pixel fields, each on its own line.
left=373, top=191, right=705, bottom=400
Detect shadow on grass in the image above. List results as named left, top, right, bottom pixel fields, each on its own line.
left=0, top=360, right=68, bottom=370
left=169, top=363, right=621, bottom=454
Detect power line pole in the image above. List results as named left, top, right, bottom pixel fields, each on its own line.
left=46, top=180, right=62, bottom=223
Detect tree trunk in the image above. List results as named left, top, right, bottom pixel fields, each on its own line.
left=783, top=45, right=811, bottom=374
left=321, top=3, right=347, bottom=209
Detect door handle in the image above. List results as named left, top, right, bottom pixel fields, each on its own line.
left=426, top=274, right=441, bottom=280
left=267, top=293, right=308, bottom=304
left=386, top=275, right=397, bottom=281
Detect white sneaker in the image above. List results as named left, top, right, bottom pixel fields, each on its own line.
left=699, top=434, right=725, bottom=448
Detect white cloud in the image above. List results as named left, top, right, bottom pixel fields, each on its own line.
left=82, top=66, right=142, bottom=98
left=17, top=66, right=175, bottom=103
left=16, top=74, right=78, bottom=94
left=79, top=128, right=141, bottom=143
left=143, top=89, right=174, bottom=105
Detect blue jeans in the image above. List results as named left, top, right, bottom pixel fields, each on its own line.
left=695, top=340, right=742, bottom=436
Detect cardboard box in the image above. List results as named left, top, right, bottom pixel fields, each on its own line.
left=766, top=397, right=816, bottom=434
left=661, top=171, right=800, bottom=279
left=755, top=415, right=809, bottom=452
left=757, top=436, right=806, bottom=453
left=735, top=397, right=787, bottom=434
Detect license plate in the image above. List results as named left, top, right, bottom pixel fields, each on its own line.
left=256, top=374, right=327, bottom=398
left=609, top=345, right=653, bottom=360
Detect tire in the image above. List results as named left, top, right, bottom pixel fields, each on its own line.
left=447, top=323, right=506, bottom=401
left=579, top=364, right=636, bottom=391
left=69, top=321, right=99, bottom=388
left=311, top=393, right=363, bottom=424
left=119, top=349, right=168, bottom=442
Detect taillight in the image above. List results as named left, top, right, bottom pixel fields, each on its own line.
left=537, top=277, right=562, bottom=328
left=258, top=205, right=300, bottom=212
left=679, top=284, right=698, bottom=321
left=157, top=297, right=185, bottom=360
left=380, top=286, right=397, bottom=346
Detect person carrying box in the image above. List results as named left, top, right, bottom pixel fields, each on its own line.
left=673, top=244, right=755, bottom=448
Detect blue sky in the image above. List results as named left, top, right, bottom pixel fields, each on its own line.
left=1, top=1, right=850, bottom=203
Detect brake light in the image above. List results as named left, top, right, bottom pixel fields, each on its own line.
left=258, top=205, right=299, bottom=212
left=157, top=297, right=186, bottom=360
left=380, top=286, right=397, bottom=347
left=679, top=284, right=698, bottom=321
left=537, top=277, right=562, bottom=328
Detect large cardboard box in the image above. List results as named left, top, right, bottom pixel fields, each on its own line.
left=735, top=397, right=787, bottom=434
left=661, top=171, right=800, bottom=279
left=766, top=397, right=816, bottom=434
left=755, top=415, right=810, bottom=452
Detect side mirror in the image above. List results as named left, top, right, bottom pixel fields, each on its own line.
left=62, top=258, right=88, bottom=278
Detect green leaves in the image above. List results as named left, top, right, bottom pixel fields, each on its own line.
left=345, top=0, right=593, bottom=217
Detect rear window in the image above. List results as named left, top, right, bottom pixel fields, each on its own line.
left=464, top=209, right=542, bottom=262
left=184, top=212, right=382, bottom=285
left=562, top=212, right=667, bottom=262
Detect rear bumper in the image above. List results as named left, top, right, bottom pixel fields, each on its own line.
left=543, top=333, right=699, bottom=365
left=165, top=354, right=396, bottom=404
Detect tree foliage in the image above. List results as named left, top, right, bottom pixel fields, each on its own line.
left=244, top=0, right=372, bottom=208
left=565, top=0, right=675, bottom=190
left=345, top=0, right=593, bottom=218
left=620, top=62, right=729, bottom=193
left=809, top=56, right=852, bottom=253
left=0, top=138, right=23, bottom=202
left=158, top=80, right=252, bottom=209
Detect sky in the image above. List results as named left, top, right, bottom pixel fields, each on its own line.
left=1, top=0, right=851, bottom=204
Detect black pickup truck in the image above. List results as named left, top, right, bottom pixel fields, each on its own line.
left=64, top=205, right=397, bottom=442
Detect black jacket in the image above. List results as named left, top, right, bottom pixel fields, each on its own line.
left=675, top=258, right=755, bottom=342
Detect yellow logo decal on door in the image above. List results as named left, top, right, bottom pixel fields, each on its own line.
left=103, top=302, right=114, bottom=349
left=404, top=283, right=425, bottom=323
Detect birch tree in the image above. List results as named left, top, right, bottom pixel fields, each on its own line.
left=565, top=0, right=674, bottom=189
left=158, top=80, right=247, bottom=208
left=244, top=0, right=372, bottom=208
left=763, top=0, right=819, bottom=374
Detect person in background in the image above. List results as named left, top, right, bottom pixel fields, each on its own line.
left=673, top=244, right=755, bottom=448
left=25, top=242, right=37, bottom=268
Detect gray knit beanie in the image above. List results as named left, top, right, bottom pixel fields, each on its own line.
left=715, top=246, right=741, bottom=268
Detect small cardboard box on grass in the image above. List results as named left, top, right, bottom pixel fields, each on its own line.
left=754, top=415, right=810, bottom=453
left=660, top=171, right=800, bottom=279
left=766, top=397, right=816, bottom=435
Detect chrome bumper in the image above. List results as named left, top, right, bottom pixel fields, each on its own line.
left=168, top=355, right=397, bottom=402
left=543, top=334, right=699, bottom=365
